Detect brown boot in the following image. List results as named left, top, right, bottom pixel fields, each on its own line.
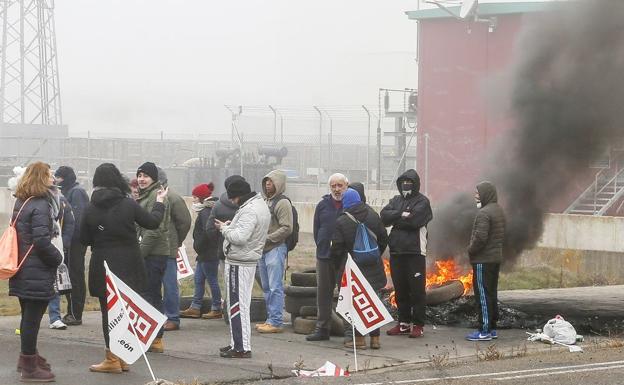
left=89, top=349, right=122, bottom=373
left=19, top=353, right=55, bottom=382
left=17, top=351, right=50, bottom=372
left=119, top=358, right=130, bottom=372
left=370, top=336, right=381, bottom=349
left=180, top=307, right=201, bottom=318
left=202, top=310, right=223, bottom=319
left=148, top=337, right=164, bottom=353
left=344, top=336, right=367, bottom=349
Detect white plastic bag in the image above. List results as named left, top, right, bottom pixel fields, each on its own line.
left=543, top=315, right=577, bottom=345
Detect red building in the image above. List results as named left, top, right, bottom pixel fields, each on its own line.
left=406, top=2, right=551, bottom=202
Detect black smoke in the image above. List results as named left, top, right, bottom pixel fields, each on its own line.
left=429, top=0, right=624, bottom=265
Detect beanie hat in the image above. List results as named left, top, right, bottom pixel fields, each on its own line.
left=224, top=174, right=245, bottom=189
left=137, top=162, right=159, bottom=182
left=54, top=165, right=77, bottom=188
left=342, top=188, right=362, bottom=210
left=226, top=179, right=251, bottom=199
left=192, top=183, right=215, bottom=201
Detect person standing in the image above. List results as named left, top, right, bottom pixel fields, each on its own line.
left=11, top=162, right=63, bottom=382
left=216, top=179, right=270, bottom=358
left=81, top=163, right=167, bottom=373
left=47, top=189, right=75, bottom=330
left=257, top=170, right=293, bottom=333
left=157, top=168, right=192, bottom=331
left=331, top=188, right=388, bottom=349
left=54, top=166, right=89, bottom=326
left=466, top=181, right=505, bottom=341
left=381, top=169, right=432, bottom=338
left=136, top=162, right=170, bottom=353
left=306, top=173, right=349, bottom=341
left=180, top=183, right=223, bottom=319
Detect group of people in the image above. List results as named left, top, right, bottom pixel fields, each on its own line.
left=6, top=160, right=505, bottom=382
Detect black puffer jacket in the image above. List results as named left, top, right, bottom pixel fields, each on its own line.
left=331, top=202, right=388, bottom=290
left=193, top=197, right=219, bottom=261
left=468, top=181, right=506, bottom=264
left=206, top=192, right=239, bottom=261
left=80, top=187, right=164, bottom=298
left=9, top=196, right=63, bottom=301
left=381, top=169, right=433, bottom=256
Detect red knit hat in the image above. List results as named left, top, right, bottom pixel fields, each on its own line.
left=192, top=183, right=214, bottom=200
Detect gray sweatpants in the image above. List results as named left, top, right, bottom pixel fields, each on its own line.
left=315, top=259, right=338, bottom=331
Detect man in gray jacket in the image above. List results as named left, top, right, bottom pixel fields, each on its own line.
left=257, top=170, right=293, bottom=334
left=216, top=179, right=270, bottom=359
left=466, top=181, right=505, bottom=342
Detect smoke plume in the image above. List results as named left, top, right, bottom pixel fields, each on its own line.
left=429, top=0, right=624, bottom=265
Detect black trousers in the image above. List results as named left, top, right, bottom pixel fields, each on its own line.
left=65, top=242, right=87, bottom=320
left=144, top=255, right=167, bottom=338
left=315, top=259, right=339, bottom=331
left=472, top=263, right=500, bottom=332
left=98, top=296, right=111, bottom=348
left=390, top=254, right=426, bottom=326
left=19, top=298, right=48, bottom=355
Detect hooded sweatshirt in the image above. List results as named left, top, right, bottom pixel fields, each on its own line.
left=261, top=169, right=293, bottom=253
left=468, top=181, right=506, bottom=264
left=380, top=169, right=433, bottom=256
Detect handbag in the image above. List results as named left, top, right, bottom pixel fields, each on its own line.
left=51, top=220, right=72, bottom=295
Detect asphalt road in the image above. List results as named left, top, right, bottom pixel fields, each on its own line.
left=258, top=346, right=624, bottom=385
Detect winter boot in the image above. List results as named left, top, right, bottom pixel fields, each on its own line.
left=179, top=307, right=201, bottom=318
left=19, top=353, right=55, bottom=382
left=370, top=336, right=381, bottom=349
left=17, top=351, right=50, bottom=372
left=148, top=337, right=164, bottom=353
left=344, top=336, right=367, bottom=349
left=89, top=349, right=122, bottom=373
left=119, top=358, right=130, bottom=372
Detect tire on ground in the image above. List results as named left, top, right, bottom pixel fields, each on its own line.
left=290, top=272, right=317, bottom=287
left=284, top=285, right=317, bottom=298
left=299, top=305, right=318, bottom=318
left=293, top=317, right=317, bottom=335
left=425, top=279, right=464, bottom=306
left=285, top=295, right=317, bottom=318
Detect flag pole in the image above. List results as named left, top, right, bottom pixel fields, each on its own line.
left=104, top=261, right=158, bottom=382
left=347, top=259, right=358, bottom=372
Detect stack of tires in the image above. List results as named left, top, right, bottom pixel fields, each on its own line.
left=286, top=269, right=343, bottom=336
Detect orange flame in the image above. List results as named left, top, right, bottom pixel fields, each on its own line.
left=383, top=258, right=473, bottom=309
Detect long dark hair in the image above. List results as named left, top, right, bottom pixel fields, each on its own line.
left=92, top=163, right=131, bottom=195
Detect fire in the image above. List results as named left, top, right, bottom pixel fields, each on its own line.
left=383, top=258, right=473, bottom=304
left=426, top=260, right=473, bottom=295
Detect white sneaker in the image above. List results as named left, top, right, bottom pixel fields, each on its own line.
left=49, top=320, right=67, bottom=330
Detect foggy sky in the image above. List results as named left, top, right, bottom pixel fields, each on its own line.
left=55, top=0, right=421, bottom=138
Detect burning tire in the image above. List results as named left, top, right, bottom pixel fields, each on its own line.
left=426, top=280, right=464, bottom=306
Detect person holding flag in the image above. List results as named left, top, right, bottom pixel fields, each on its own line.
left=331, top=188, right=388, bottom=349
left=80, top=163, right=168, bottom=374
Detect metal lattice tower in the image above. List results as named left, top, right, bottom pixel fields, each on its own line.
left=0, top=0, right=62, bottom=125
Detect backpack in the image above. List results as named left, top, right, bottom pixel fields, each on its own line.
left=269, top=195, right=299, bottom=252
left=344, top=212, right=380, bottom=266
left=0, top=197, right=34, bottom=280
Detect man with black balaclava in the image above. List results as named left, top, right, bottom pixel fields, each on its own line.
left=381, top=169, right=432, bottom=339
left=465, top=181, right=505, bottom=342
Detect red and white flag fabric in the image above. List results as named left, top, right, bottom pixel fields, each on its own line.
left=176, top=246, right=194, bottom=280
left=105, top=264, right=166, bottom=364
left=336, top=255, right=394, bottom=335
left=293, top=361, right=349, bottom=377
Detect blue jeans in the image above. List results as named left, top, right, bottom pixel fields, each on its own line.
left=144, top=255, right=167, bottom=337
left=258, top=243, right=287, bottom=327
left=191, top=259, right=222, bottom=310
left=48, top=294, right=61, bottom=323
left=163, top=258, right=180, bottom=325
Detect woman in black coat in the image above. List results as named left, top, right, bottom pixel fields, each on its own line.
left=80, top=163, right=167, bottom=374
left=10, top=161, right=62, bottom=382
left=330, top=188, right=388, bottom=350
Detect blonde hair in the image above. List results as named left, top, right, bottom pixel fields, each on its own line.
left=14, top=162, right=51, bottom=201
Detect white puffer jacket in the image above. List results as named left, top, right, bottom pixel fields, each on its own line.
left=221, top=193, right=270, bottom=266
